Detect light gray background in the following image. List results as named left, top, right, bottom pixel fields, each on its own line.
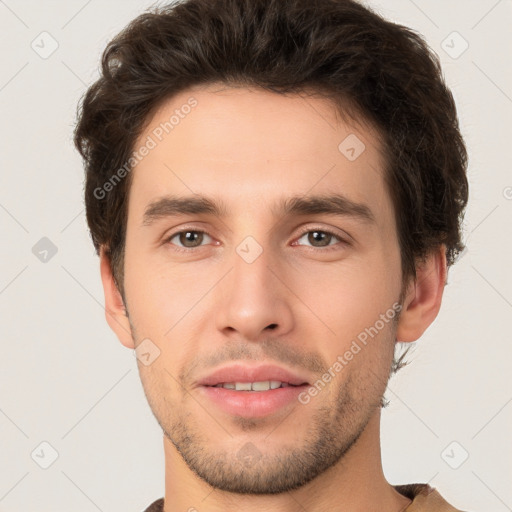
left=0, top=0, right=511, bottom=511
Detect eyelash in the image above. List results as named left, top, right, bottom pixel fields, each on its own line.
left=163, top=226, right=349, bottom=254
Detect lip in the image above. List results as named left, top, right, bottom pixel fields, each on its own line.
left=196, top=363, right=311, bottom=419
left=196, top=363, right=311, bottom=387
left=199, top=384, right=309, bottom=418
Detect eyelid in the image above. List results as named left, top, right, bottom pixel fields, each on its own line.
left=163, top=223, right=351, bottom=252
left=292, top=225, right=350, bottom=250
left=162, top=226, right=214, bottom=251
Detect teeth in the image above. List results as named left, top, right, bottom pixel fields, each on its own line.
left=213, top=380, right=291, bottom=391
left=235, top=382, right=253, bottom=391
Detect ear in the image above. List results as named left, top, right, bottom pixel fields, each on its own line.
left=396, top=244, right=447, bottom=343
left=99, top=246, right=135, bottom=349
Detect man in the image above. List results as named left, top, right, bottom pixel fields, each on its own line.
left=74, top=0, right=469, bottom=510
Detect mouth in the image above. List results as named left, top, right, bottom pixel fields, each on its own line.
left=199, top=380, right=310, bottom=418
left=196, top=363, right=312, bottom=418
left=197, top=363, right=311, bottom=388
left=205, top=380, right=306, bottom=391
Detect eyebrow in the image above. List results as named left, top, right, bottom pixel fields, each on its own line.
left=142, top=193, right=376, bottom=226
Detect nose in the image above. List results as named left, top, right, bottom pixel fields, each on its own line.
left=214, top=243, right=294, bottom=342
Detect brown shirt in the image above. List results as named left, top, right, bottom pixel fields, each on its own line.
left=394, top=483, right=466, bottom=511
left=142, top=483, right=466, bottom=511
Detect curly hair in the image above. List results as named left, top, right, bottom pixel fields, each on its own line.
left=74, top=0, right=468, bottom=322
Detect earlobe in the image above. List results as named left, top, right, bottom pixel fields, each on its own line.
left=99, top=246, right=135, bottom=349
left=396, top=244, right=447, bottom=343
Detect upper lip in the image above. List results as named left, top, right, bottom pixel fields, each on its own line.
left=197, top=364, right=311, bottom=387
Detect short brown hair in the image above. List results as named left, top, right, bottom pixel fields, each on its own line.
left=74, top=0, right=468, bottom=304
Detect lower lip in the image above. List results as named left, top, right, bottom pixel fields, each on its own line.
left=199, top=385, right=309, bottom=418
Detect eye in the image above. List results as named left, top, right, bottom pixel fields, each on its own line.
left=293, top=228, right=348, bottom=250
left=163, top=227, right=349, bottom=254
left=164, top=229, right=213, bottom=251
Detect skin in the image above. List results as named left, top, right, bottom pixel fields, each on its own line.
left=100, top=84, right=447, bottom=512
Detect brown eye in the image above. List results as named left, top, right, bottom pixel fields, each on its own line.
left=307, top=231, right=333, bottom=247
left=180, top=231, right=203, bottom=247
left=166, top=230, right=212, bottom=249
left=295, top=229, right=345, bottom=249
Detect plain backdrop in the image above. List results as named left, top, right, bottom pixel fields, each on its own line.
left=0, top=0, right=511, bottom=511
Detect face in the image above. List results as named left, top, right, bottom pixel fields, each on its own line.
left=120, top=84, right=405, bottom=494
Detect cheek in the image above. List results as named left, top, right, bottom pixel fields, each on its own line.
left=123, top=246, right=174, bottom=334
left=288, top=252, right=400, bottom=340
left=124, top=246, right=218, bottom=339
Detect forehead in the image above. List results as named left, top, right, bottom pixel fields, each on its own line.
left=129, top=84, right=392, bottom=226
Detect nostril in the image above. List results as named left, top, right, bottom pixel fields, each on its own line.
left=266, top=323, right=278, bottom=330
